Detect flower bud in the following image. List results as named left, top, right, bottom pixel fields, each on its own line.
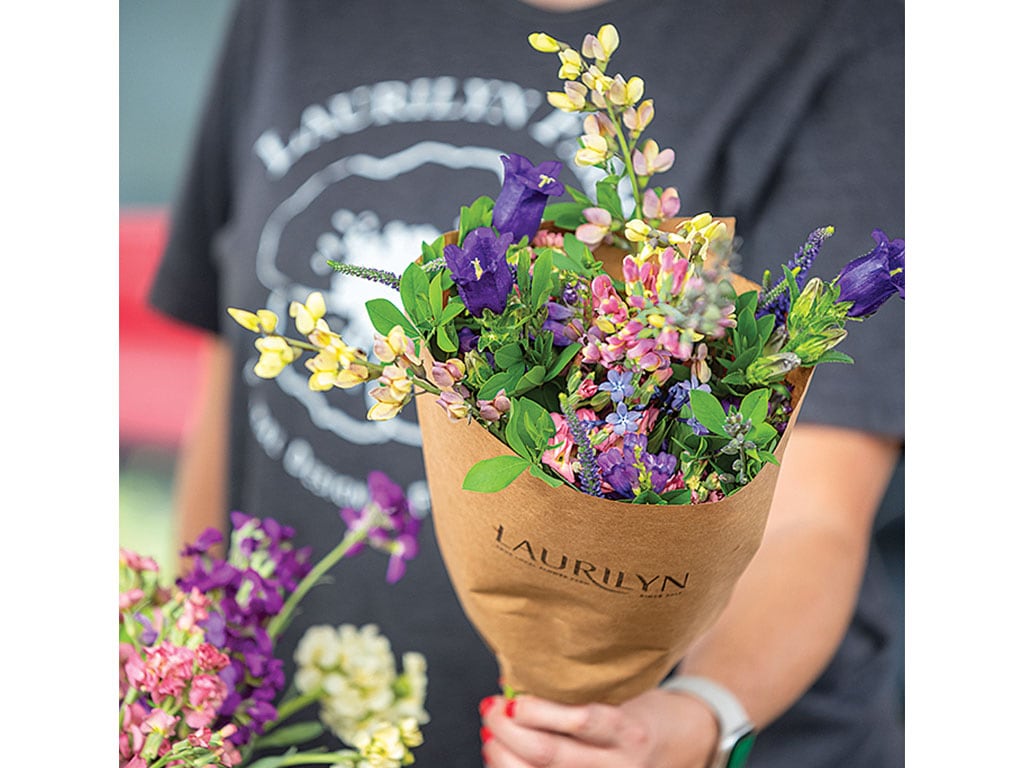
left=745, top=352, right=802, bottom=385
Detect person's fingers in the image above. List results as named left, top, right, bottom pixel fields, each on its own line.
left=507, top=695, right=645, bottom=749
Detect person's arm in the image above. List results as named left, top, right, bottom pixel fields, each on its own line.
left=174, top=336, right=232, bottom=567
left=480, top=423, right=900, bottom=768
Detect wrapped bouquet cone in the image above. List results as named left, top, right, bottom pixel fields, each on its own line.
left=416, top=219, right=815, bottom=705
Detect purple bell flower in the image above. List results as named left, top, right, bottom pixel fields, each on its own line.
left=836, top=229, right=905, bottom=318
left=444, top=226, right=515, bottom=317
left=492, top=153, right=566, bottom=242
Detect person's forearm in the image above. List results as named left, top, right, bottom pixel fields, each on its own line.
left=677, top=425, right=901, bottom=728
left=174, top=337, right=232, bottom=567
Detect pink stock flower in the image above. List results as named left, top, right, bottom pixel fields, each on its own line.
left=120, top=643, right=147, bottom=693
left=119, top=588, right=145, bottom=611
left=120, top=548, right=159, bottom=573
left=142, top=707, right=179, bottom=737
left=177, top=587, right=211, bottom=633
left=531, top=229, right=565, bottom=248
left=195, top=642, right=231, bottom=673
left=185, top=673, right=229, bottom=729
left=142, top=642, right=195, bottom=702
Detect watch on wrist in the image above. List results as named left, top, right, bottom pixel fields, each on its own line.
left=660, top=675, right=757, bottom=768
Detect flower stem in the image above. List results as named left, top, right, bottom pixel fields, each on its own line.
left=275, top=752, right=362, bottom=766
left=267, top=527, right=368, bottom=640
left=265, top=687, right=324, bottom=729
left=610, top=113, right=644, bottom=221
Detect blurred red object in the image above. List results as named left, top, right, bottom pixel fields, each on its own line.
left=119, top=208, right=208, bottom=447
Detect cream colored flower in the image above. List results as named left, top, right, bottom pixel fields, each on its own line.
left=227, top=307, right=279, bottom=334
left=558, top=48, right=583, bottom=80
left=253, top=336, right=299, bottom=379
left=290, top=291, right=327, bottom=336
left=581, top=24, right=619, bottom=62
left=575, top=134, right=613, bottom=167
left=528, top=32, right=561, bottom=53
left=547, top=80, right=587, bottom=112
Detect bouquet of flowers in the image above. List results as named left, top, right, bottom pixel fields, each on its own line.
left=227, top=25, right=904, bottom=704
left=118, top=472, right=429, bottom=768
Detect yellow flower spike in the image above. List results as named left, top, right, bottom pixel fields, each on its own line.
left=624, top=219, right=652, bottom=242
left=574, top=134, right=612, bottom=167
left=581, top=66, right=613, bottom=94
left=547, top=81, right=587, bottom=112
left=625, top=76, right=644, bottom=105
left=335, top=364, right=370, bottom=389
left=289, top=291, right=326, bottom=336
left=558, top=49, right=583, bottom=80
left=597, top=24, right=620, bottom=58
left=648, top=313, right=666, bottom=329
left=687, top=212, right=714, bottom=232
left=367, top=400, right=404, bottom=422
left=253, top=336, right=299, bottom=379
left=227, top=308, right=262, bottom=333
left=528, top=32, right=561, bottom=53
left=623, top=99, right=655, bottom=135
left=595, top=316, right=617, bottom=334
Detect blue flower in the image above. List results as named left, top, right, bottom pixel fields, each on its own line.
left=598, top=368, right=635, bottom=403
left=492, top=153, right=566, bottom=242
left=443, top=226, right=515, bottom=317
left=836, top=229, right=905, bottom=318
left=605, top=401, right=642, bottom=435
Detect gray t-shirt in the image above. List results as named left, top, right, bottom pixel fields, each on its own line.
left=150, top=1, right=904, bottom=764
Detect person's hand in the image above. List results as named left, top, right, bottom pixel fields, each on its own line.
left=479, top=689, right=719, bottom=768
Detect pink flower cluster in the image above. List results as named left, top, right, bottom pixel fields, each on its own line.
left=119, top=550, right=241, bottom=767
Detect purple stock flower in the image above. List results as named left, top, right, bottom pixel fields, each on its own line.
left=180, top=527, right=223, bottom=558
left=492, top=153, right=566, bottom=242
left=836, top=229, right=905, bottom=317
left=340, top=471, right=421, bottom=583
left=444, top=227, right=515, bottom=317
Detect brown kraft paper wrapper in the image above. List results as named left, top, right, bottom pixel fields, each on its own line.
left=417, top=218, right=814, bottom=705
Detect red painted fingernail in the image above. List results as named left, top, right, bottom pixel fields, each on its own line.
left=480, top=726, right=493, bottom=743
left=479, top=696, right=496, bottom=716
left=505, top=698, right=517, bottom=719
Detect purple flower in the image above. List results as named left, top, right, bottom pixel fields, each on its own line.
left=180, top=527, right=223, bottom=558
left=340, top=471, right=421, bottom=583
left=756, top=227, right=834, bottom=325
left=598, top=368, right=635, bottom=403
left=444, top=227, right=515, bottom=317
left=836, top=229, right=905, bottom=317
left=542, top=301, right=584, bottom=346
left=596, top=434, right=678, bottom=498
left=605, top=401, right=642, bottom=435
left=492, top=153, right=566, bottom=242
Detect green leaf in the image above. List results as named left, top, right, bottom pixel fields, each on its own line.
left=494, top=344, right=524, bottom=370
left=689, top=389, right=729, bottom=437
left=814, top=350, right=855, bottom=365
left=517, top=247, right=532, bottom=296
left=749, top=422, right=780, bottom=446
left=439, top=296, right=466, bottom=324
left=253, top=721, right=325, bottom=749
left=436, top=323, right=458, bottom=353
left=531, top=250, right=554, bottom=311
left=365, top=298, right=419, bottom=338
left=478, top=370, right=521, bottom=400
left=463, top=455, right=531, bottom=492
left=458, top=196, right=494, bottom=244
left=595, top=177, right=624, bottom=220
left=420, top=234, right=445, bottom=262
left=544, top=342, right=582, bottom=382
left=543, top=201, right=589, bottom=230
left=739, top=388, right=770, bottom=425
left=564, top=184, right=594, bottom=206
left=518, top=397, right=556, bottom=446
left=429, top=271, right=445, bottom=321
left=529, top=463, right=564, bottom=487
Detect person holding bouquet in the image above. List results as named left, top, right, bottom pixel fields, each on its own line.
left=148, top=0, right=904, bottom=765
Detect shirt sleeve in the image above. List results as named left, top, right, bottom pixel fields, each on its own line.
left=733, top=10, right=905, bottom=439
left=147, top=0, right=257, bottom=335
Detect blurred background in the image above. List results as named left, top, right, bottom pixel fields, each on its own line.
left=119, top=0, right=233, bottom=575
